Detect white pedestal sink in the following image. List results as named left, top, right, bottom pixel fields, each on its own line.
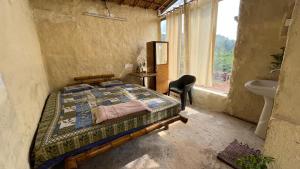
left=245, top=80, right=278, bottom=139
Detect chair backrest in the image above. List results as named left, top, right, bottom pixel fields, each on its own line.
left=178, top=75, right=196, bottom=88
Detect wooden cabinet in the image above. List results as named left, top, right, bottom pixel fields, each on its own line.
left=146, top=41, right=169, bottom=94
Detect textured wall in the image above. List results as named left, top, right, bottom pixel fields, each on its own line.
left=30, top=0, right=159, bottom=90
left=226, top=0, right=294, bottom=123
left=264, top=1, right=300, bottom=168
left=0, top=0, right=50, bottom=169
left=193, top=88, right=227, bottom=113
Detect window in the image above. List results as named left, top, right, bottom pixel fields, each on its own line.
left=163, top=0, right=240, bottom=94
left=212, top=0, right=240, bottom=93
left=160, top=19, right=167, bottom=41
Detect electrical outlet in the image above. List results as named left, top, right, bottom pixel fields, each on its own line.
left=285, top=19, right=293, bottom=27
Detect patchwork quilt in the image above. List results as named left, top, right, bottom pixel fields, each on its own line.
left=32, top=84, right=180, bottom=169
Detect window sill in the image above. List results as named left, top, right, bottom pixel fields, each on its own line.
left=193, top=86, right=228, bottom=97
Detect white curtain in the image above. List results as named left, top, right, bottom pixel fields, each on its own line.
left=166, top=0, right=218, bottom=86
left=166, top=9, right=184, bottom=81
left=184, top=0, right=218, bottom=86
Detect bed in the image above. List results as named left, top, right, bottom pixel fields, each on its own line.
left=31, top=83, right=187, bottom=169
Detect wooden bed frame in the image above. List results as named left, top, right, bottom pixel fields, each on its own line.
left=64, top=74, right=188, bottom=169
left=69, top=74, right=121, bottom=86
left=65, top=115, right=188, bottom=169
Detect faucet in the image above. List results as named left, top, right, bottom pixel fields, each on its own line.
left=270, top=69, right=281, bottom=74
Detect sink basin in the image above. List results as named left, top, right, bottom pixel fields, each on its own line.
left=244, top=80, right=278, bottom=139
left=245, top=80, right=278, bottom=98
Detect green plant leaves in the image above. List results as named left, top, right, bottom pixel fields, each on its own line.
left=270, top=47, right=285, bottom=70
left=236, top=155, right=275, bottom=169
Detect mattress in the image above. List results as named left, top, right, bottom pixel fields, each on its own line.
left=31, top=84, right=180, bottom=169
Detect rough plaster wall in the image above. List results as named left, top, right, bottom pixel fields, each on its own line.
left=264, top=1, right=300, bottom=168
left=264, top=119, right=300, bottom=169
left=0, top=0, right=50, bottom=169
left=30, top=0, right=159, bottom=90
left=226, top=0, right=294, bottom=123
left=193, top=88, right=227, bottom=113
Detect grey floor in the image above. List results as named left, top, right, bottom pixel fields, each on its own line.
left=54, top=106, right=263, bottom=169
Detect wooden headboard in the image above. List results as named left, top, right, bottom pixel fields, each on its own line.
left=68, top=74, right=120, bottom=86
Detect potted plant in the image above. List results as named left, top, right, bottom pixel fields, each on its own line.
left=236, top=155, right=274, bottom=169
left=270, top=47, right=285, bottom=71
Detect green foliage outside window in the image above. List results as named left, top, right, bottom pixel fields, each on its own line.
left=214, top=35, right=235, bottom=74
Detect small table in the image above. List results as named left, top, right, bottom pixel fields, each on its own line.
left=129, top=72, right=157, bottom=86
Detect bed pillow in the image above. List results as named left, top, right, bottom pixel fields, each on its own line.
left=100, top=80, right=124, bottom=87
left=63, top=84, right=94, bottom=93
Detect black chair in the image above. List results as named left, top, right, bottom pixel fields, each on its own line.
left=168, top=75, right=196, bottom=110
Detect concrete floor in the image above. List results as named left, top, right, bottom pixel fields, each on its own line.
left=54, top=106, right=263, bottom=169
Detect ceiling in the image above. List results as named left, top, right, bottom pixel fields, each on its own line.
left=105, top=0, right=175, bottom=12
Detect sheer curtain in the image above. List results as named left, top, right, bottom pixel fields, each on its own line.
left=166, top=9, right=184, bottom=81
left=185, top=0, right=218, bottom=86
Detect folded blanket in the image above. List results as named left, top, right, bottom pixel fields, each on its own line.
left=93, top=100, right=150, bottom=124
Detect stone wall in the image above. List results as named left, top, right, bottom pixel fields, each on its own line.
left=193, top=88, right=227, bottom=112
left=30, top=0, right=159, bottom=90
left=226, top=0, right=295, bottom=123
left=264, top=1, right=300, bottom=168
left=0, top=0, right=50, bottom=169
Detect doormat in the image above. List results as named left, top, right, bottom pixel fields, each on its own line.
left=217, top=140, right=261, bottom=169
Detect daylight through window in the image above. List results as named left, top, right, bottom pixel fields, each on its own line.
left=212, top=0, right=240, bottom=93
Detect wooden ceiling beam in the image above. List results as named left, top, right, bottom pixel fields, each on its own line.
left=113, top=0, right=161, bottom=9
left=142, top=0, right=160, bottom=6
left=157, top=0, right=173, bottom=11
left=133, top=0, right=140, bottom=6
left=129, top=0, right=160, bottom=7
left=119, top=0, right=125, bottom=5
left=145, top=0, right=154, bottom=9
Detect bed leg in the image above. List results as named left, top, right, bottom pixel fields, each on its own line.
left=179, top=115, right=188, bottom=124
left=65, top=157, right=78, bottom=169
left=163, top=124, right=169, bottom=130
